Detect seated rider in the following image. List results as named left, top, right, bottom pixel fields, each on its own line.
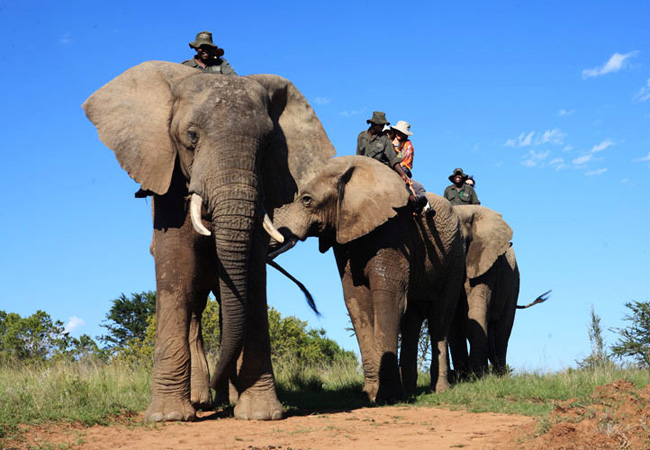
left=444, top=168, right=480, bottom=205
left=182, top=31, right=237, bottom=75
left=356, top=112, right=429, bottom=215
left=389, top=120, right=431, bottom=215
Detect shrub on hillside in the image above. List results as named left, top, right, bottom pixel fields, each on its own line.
left=611, top=300, right=650, bottom=368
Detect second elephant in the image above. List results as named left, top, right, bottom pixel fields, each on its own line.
left=449, top=205, right=547, bottom=378
left=272, top=156, right=466, bottom=401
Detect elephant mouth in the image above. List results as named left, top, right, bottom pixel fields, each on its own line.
left=189, top=192, right=284, bottom=243
left=267, top=234, right=298, bottom=260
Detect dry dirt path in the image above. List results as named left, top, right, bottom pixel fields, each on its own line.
left=15, top=406, right=535, bottom=450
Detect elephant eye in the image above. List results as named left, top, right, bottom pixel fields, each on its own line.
left=301, top=194, right=313, bottom=207
left=187, top=129, right=199, bottom=145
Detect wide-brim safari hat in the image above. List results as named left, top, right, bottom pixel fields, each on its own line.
left=366, top=111, right=390, bottom=125
left=391, top=120, right=413, bottom=136
left=448, top=168, right=468, bottom=182
left=189, top=31, right=225, bottom=56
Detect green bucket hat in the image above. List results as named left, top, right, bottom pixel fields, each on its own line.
left=448, top=168, right=468, bottom=182
left=189, top=31, right=225, bottom=56
left=366, top=111, right=390, bottom=125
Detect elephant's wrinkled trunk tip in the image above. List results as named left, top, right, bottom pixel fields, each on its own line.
left=190, top=193, right=211, bottom=236
left=268, top=237, right=298, bottom=260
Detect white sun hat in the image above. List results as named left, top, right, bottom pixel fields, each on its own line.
left=391, top=120, right=413, bottom=136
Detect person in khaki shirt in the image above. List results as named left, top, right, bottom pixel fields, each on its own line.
left=181, top=31, right=237, bottom=75
left=357, top=112, right=431, bottom=216
left=444, top=168, right=480, bottom=205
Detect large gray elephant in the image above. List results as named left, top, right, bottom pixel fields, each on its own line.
left=83, top=61, right=335, bottom=421
left=449, top=205, right=549, bottom=378
left=271, top=156, right=465, bottom=401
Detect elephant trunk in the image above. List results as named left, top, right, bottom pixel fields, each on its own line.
left=210, top=192, right=258, bottom=389
left=189, top=136, right=264, bottom=391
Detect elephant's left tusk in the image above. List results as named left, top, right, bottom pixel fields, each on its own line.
left=190, top=193, right=212, bottom=236
left=263, top=213, right=285, bottom=244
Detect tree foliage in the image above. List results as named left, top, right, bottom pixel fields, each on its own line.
left=1, top=291, right=356, bottom=369
left=0, top=310, right=100, bottom=363
left=268, top=307, right=356, bottom=366
left=99, top=291, right=156, bottom=349
left=611, top=300, right=650, bottom=368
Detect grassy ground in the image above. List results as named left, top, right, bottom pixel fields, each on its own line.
left=1, top=358, right=649, bottom=444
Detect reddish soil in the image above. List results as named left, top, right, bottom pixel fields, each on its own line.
left=6, top=380, right=650, bottom=450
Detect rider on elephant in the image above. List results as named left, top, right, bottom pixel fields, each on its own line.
left=357, top=112, right=429, bottom=215
left=444, top=168, right=480, bottom=206
left=182, top=31, right=237, bottom=75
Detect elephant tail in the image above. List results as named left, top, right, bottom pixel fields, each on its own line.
left=517, top=290, right=552, bottom=309
left=267, top=259, right=320, bottom=316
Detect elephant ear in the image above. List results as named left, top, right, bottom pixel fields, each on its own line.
left=82, top=61, right=197, bottom=195
left=456, top=205, right=513, bottom=279
left=246, top=74, right=336, bottom=212
left=335, top=156, right=410, bottom=244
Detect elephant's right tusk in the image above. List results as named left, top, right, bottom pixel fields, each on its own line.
left=263, top=213, right=285, bottom=244
left=190, top=193, right=211, bottom=236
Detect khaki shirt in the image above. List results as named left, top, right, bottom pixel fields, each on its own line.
left=356, top=130, right=401, bottom=168
left=181, top=58, right=237, bottom=75
left=444, top=184, right=480, bottom=205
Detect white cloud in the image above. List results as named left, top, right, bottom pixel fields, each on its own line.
left=549, top=158, right=567, bottom=170
left=634, top=152, right=650, bottom=162
left=563, top=145, right=573, bottom=151
left=65, top=317, right=85, bottom=333
left=582, top=51, right=639, bottom=79
left=539, top=129, right=567, bottom=146
left=572, top=154, right=593, bottom=165
left=505, top=129, right=565, bottom=148
left=521, top=150, right=550, bottom=167
left=340, top=108, right=367, bottom=118
left=633, top=78, right=650, bottom=103
left=313, top=97, right=331, bottom=105
left=586, top=168, right=607, bottom=176
left=558, top=109, right=574, bottom=116
left=572, top=139, right=614, bottom=166
left=590, top=139, right=614, bottom=153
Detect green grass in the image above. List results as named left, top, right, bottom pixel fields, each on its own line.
left=0, top=359, right=150, bottom=434
left=2, top=357, right=649, bottom=446
left=413, top=365, right=650, bottom=416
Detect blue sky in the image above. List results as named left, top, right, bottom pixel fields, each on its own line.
left=1, top=1, right=649, bottom=372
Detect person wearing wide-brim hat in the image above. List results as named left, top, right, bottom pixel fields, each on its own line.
left=357, top=112, right=430, bottom=215
left=390, top=121, right=414, bottom=177
left=181, top=31, right=237, bottom=75
left=444, top=168, right=480, bottom=205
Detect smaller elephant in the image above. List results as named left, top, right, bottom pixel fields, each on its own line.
left=449, top=205, right=549, bottom=378
left=271, top=156, right=465, bottom=401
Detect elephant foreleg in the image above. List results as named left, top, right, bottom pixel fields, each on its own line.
left=466, top=281, right=491, bottom=376
left=144, top=208, right=201, bottom=423
left=399, top=300, right=425, bottom=397
left=371, top=286, right=404, bottom=403
left=342, top=282, right=377, bottom=401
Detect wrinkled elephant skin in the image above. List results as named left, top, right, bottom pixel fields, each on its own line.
left=83, top=61, right=334, bottom=421
left=272, top=156, right=465, bottom=401
left=449, top=205, right=520, bottom=378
